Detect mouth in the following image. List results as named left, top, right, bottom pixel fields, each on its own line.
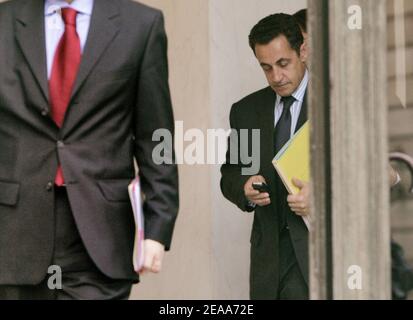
left=274, top=83, right=290, bottom=89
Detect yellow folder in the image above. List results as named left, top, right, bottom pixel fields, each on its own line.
left=272, top=121, right=310, bottom=229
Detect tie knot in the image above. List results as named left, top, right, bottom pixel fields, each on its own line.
left=61, top=8, right=78, bottom=26
left=281, top=96, right=296, bottom=110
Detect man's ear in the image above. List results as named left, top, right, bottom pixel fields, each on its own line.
left=299, top=41, right=308, bottom=63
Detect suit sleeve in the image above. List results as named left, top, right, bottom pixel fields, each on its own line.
left=134, top=11, right=179, bottom=251
left=220, top=104, right=254, bottom=212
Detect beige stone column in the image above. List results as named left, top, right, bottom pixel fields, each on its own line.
left=308, top=0, right=391, bottom=299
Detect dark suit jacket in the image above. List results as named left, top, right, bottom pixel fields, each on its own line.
left=220, top=86, right=308, bottom=299
left=0, top=0, right=179, bottom=285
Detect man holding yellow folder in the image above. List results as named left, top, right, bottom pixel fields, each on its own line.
left=221, top=13, right=310, bottom=300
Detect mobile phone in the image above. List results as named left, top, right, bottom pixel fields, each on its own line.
left=252, top=182, right=270, bottom=194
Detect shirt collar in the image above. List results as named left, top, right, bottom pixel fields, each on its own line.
left=291, top=69, right=309, bottom=103
left=45, top=0, right=94, bottom=16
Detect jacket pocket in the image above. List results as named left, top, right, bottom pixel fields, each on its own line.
left=0, top=180, right=20, bottom=206
left=97, top=179, right=132, bottom=202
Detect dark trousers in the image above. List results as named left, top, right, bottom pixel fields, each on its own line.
left=0, top=187, right=132, bottom=300
left=278, top=227, right=308, bottom=300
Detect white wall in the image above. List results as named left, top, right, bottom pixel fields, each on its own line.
left=130, top=0, right=214, bottom=299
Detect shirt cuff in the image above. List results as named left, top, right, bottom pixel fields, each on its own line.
left=247, top=200, right=257, bottom=210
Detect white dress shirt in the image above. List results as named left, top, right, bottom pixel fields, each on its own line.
left=44, top=0, right=94, bottom=79
left=274, top=69, right=309, bottom=136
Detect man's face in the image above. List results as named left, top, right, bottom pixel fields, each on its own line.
left=255, top=35, right=307, bottom=97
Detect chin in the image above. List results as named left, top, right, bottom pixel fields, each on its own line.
left=273, top=87, right=292, bottom=97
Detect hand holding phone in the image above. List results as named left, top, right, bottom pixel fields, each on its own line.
left=244, top=176, right=271, bottom=207
left=252, top=182, right=270, bottom=194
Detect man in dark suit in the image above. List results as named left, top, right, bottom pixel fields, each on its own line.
left=221, top=13, right=310, bottom=300
left=0, top=0, right=178, bottom=299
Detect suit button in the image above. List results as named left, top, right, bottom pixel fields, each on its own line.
left=41, top=108, right=48, bottom=116
left=46, top=182, right=53, bottom=191
left=57, top=141, right=65, bottom=148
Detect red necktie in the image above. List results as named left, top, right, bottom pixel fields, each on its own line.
left=49, top=8, right=81, bottom=186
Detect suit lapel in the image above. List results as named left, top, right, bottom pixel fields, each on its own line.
left=70, top=0, right=121, bottom=100
left=295, top=90, right=308, bottom=133
left=15, top=0, right=49, bottom=104
left=256, top=87, right=277, bottom=168
left=14, top=0, right=121, bottom=106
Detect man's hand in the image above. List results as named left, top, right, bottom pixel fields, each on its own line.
left=140, top=239, right=165, bottom=275
left=287, top=178, right=310, bottom=216
left=244, top=175, right=271, bottom=207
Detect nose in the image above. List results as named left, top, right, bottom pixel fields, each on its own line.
left=269, top=67, right=283, bottom=84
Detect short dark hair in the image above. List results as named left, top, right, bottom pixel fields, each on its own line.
left=293, top=9, right=307, bottom=33
left=248, top=13, right=303, bottom=56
